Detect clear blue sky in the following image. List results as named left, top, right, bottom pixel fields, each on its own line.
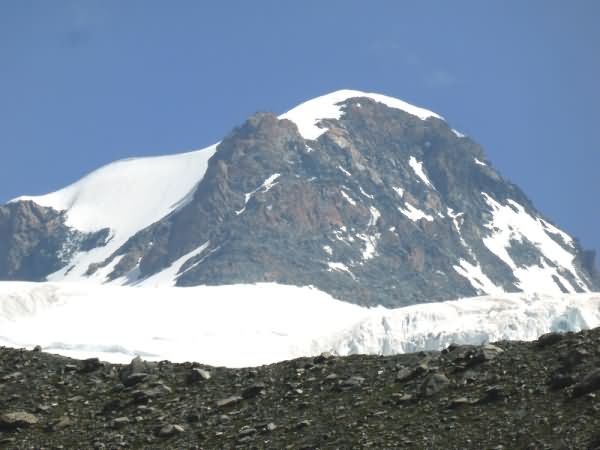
left=1, top=1, right=599, bottom=259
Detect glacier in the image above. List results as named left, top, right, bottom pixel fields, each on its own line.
left=0, top=281, right=598, bottom=368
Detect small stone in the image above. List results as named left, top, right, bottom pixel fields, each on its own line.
left=0, top=412, right=39, bottom=429
left=242, top=382, right=265, bottom=399
left=340, top=376, right=365, bottom=388
left=324, top=372, right=338, bottom=381
left=189, top=368, right=211, bottom=382
left=120, top=356, right=155, bottom=383
left=112, top=417, right=130, bottom=428
left=537, top=332, right=563, bottom=347
left=296, top=419, right=311, bottom=429
left=238, top=426, right=257, bottom=437
left=448, top=397, right=472, bottom=409
left=123, top=372, right=149, bottom=387
left=560, top=348, right=588, bottom=370
left=132, top=383, right=172, bottom=403
left=157, top=423, right=184, bottom=437
left=32, top=345, right=42, bottom=352
left=477, top=386, right=505, bottom=404
left=157, top=424, right=174, bottom=437
left=52, top=416, right=72, bottom=431
left=392, top=393, right=414, bottom=403
left=266, top=422, right=277, bottom=432
left=548, top=373, right=574, bottom=390
left=313, top=352, right=335, bottom=364
left=216, top=395, right=243, bottom=408
left=79, top=357, right=103, bottom=373
left=572, top=368, right=600, bottom=397
left=1, top=372, right=22, bottom=382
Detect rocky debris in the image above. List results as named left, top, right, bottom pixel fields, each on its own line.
left=1, top=327, right=600, bottom=448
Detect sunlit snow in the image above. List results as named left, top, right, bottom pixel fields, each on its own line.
left=279, top=89, right=442, bottom=140
left=12, top=144, right=218, bottom=282
left=1, top=282, right=598, bottom=368
left=408, top=156, right=435, bottom=188
left=481, top=193, right=588, bottom=293
left=399, top=203, right=434, bottom=222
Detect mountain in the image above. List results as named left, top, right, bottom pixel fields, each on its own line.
left=1, top=90, right=598, bottom=306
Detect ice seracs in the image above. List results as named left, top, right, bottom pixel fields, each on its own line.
left=1, top=282, right=598, bottom=368
left=279, top=89, right=442, bottom=140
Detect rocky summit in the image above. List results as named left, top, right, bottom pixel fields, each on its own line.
left=0, top=90, right=597, bottom=306
left=1, top=328, right=600, bottom=449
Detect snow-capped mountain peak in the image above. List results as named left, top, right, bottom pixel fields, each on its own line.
left=279, top=89, right=443, bottom=140
left=1, top=90, right=597, bottom=304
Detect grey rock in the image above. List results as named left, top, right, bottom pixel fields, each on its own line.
left=448, top=397, right=472, bottom=409
left=132, top=383, right=172, bottom=403
left=123, top=372, right=149, bottom=387
left=242, top=382, right=265, bottom=399
left=112, top=417, right=131, bottom=428
left=79, top=357, right=103, bottom=373
left=477, top=386, right=506, bottom=404
left=157, top=424, right=184, bottom=437
left=537, top=332, right=563, bottom=348
left=238, top=426, right=257, bottom=437
left=420, top=373, right=450, bottom=397
left=313, top=352, right=335, bottom=364
left=572, top=368, right=600, bottom=398
left=0, top=411, right=38, bottom=429
left=1, top=372, right=22, bottom=382
left=189, top=368, right=211, bottom=382
left=216, top=396, right=243, bottom=408
left=339, top=375, right=365, bottom=388
left=548, top=372, right=574, bottom=390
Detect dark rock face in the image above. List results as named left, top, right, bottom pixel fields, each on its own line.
left=2, top=327, right=600, bottom=448
left=90, top=98, right=597, bottom=306
left=0, top=201, right=109, bottom=281
left=1, top=97, right=597, bottom=305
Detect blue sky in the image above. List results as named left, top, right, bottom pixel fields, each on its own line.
left=1, top=1, right=599, bottom=260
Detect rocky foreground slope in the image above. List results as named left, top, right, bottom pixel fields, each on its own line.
left=1, top=328, right=600, bottom=449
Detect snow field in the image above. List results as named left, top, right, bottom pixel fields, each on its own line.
left=1, top=282, right=598, bottom=368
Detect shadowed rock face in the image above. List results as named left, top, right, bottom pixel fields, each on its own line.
left=1, top=97, right=598, bottom=305
left=0, top=201, right=109, bottom=281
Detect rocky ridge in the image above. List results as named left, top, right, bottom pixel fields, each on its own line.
left=1, top=327, right=600, bottom=449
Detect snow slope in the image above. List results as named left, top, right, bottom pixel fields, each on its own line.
left=11, top=145, right=217, bottom=282
left=279, top=89, right=442, bottom=140
left=1, top=282, right=598, bottom=368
